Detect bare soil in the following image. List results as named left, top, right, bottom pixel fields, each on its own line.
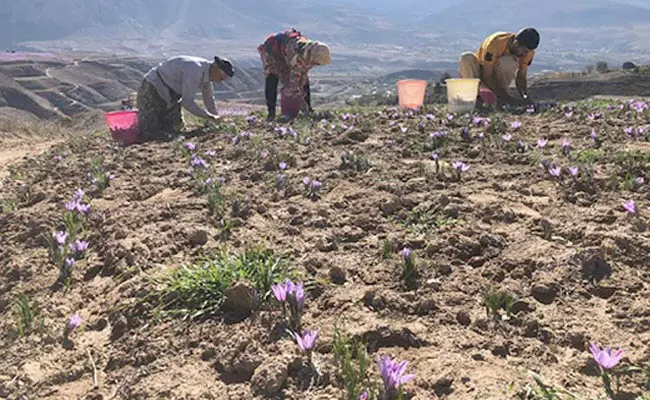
left=0, top=101, right=649, bottom=400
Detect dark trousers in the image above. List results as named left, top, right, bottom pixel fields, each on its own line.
left=265, top=74, right=311, bottom=116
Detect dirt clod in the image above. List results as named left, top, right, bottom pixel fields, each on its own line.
left=251, top=358, right=288, bottom=397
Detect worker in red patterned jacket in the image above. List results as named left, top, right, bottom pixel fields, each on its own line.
left=258, top=28, right=331, bottom=121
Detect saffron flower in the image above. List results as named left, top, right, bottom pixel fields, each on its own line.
left=279, top=162, right=287, bottom=170
left=295, top=330, right=318, bottom=353
left=548, top=166, right=561, bottom=177
left=54, top=231, right=68, bottom=245
left=304, top=137, right=311, bottom=145
left=190, top=156, right=209, bottom=168
left=452, top=161, right=470, bottom=173
left=310, top=180, right=322, bottom=190
left=635, top=177, right=644, bottom=185
left=303, top=177, right=311, bottom=186
left=378, top=355, right=415, bottom=393
left=69, top=240, right=89, bottom=254
left=589, top=343, right=623, bottom=370
left=245, top=115, right=257, bottom=124
left=511, top=120, right=521, bottom=130
left=358, top=391, right=369, bottom=400
left=432, top=152, right=438, bottom=161
left=502, top=134, right=512, bottom=142
left=401, top=247, right=411, bottom=260
left=68, top=314, right=83, bottom=331
left=271, top=281, right=288, bottom=302
left=569, top=166, right=579, bottom=177
left=537, top=138, right=548, bottom=148
left=623, top=200, right=637, bottom=215
left=184, top=142, right=196, bottom=152
left=64, top=257, right=76, bottom=269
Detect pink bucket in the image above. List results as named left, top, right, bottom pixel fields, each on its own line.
left=104, top=110, right=140, bottom=145
left=280, top=87, right=304, bottom=118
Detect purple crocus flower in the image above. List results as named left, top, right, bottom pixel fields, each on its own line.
left=271, top=282, right=288, bottom=302
left=54, top=231, right=68, bottom=245
left=64, top=257, right=76, bottom=269
left=232, top=135, right=240, bottom=145
left=205, top=150, right=217, bottom=156
left=70, top=240, right=89, bottom=254
left=591, top=129, right=599, bottom=144
left=589, top=343, right=623, bottom=370
left=623, top=200, right=637, bottom=215
left=358, top=391, right=369, bottom=400
left=399, top=125, right=408, bottom=133
left=67, top=314, right=83, bottom=331
left=310, top=180, right=322, bottom=190
left=432, top=152, right=439, bottom=161
left=502, top=134, right=512, bottom=142
left=290, top=282, right=306, bottom=312
left=245, top=115, right=257, bottom=124
left=537, top=138, right=548, bottom=148
left=72, top=189, right=85, bottom=201
left=304, top=137, right=311, bottom=145
left=279, top=162, right=287, bottom=170
left=65, top=200, right=79, bottom=211
left=511, top=120, right=521, bottom=130
left=635, top=177, right=644, bottom=185
left=549, top=166, right=561, bottom=177
left=275, top=127, right=288, bottom=136
left=190, top=156, right=209, bottom=168
left=295, top=330, right=318, bottom=353
left=401, top=247, right=411, bottom=260
left=452, top=161, right=470, bottom=173
left=184, top=142, right=196, bottom=152
left=447, top=114, right=454, bottom=121
left=76, top=203, right=91, bottom=214
left=624, top=127, right=634, bottom=137
left=565, top=111, right=573, bottom=118
left=303, top=177, right=311, bottom=186
left=54, top=155, right=63, bottom=162
left=569, top=166, right=579, bottom=177
left=377, top=355, right=416, bottom=392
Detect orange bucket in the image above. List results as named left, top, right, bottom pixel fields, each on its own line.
left=397, top=79, right=427, bottom=110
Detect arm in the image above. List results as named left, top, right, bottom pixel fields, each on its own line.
left=180, top=75, right=213, bottom=119
left=201, top=81, right=218, bottom=115
left=516, top=55, right=533, bottom=102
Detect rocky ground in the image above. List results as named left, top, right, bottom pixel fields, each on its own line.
left=0, top=100, right=649, bottom=399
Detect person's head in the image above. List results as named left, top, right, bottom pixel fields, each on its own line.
left=511, top=27, right=540, bottom=57
left=304, top=41, right=331, bottom=66
left=209, top=56, right=234, bottom=81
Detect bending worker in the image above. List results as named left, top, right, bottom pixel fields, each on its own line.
left=136, top=55, right=234, bottom=141
left=459, top=28, right=540, bottom=106
left=258, top=28, right=331, bottom=121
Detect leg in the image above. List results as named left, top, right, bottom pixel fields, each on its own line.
left=459, top=52, right=480, bottom=79
left=493, top=55, right=519, bottom=92
left=303, top=77, right=312, bottom=112
left=161, top=100, right=183, bottom=135
left=136, top=81, right=163, bottom=142
left=265, top=74, right=279, bottom=121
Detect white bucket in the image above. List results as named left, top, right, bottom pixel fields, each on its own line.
left=446, top=78, right=480, bottom=113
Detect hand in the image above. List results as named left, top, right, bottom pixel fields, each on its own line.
left=209, top=114, right=221, bottom=122
left=522, top=94, right=534, bottom=105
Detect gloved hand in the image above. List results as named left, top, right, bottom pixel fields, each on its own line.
left=478, top=87, right=497, bottom=105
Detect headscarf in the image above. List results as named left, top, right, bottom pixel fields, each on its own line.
left=214, top=56, right=234, bottom=77
left=303, top=41, right=331, bottom=65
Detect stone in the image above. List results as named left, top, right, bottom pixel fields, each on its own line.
left=329, top=266, right=347, bottom=284
left=433, top=378, right=454, bottom=396
left=188, top=230, right=209, bottom=246
left=380, top=199, right=401, bottom=216
left=531, top=283, right=557, bottom=305
left=110, top=315, right=128, bottom=341
left=222, top=282, right=258, bottom=318
left=251, top=359, right=289, bottom=397
left=456, top=311, right=471, bottom=326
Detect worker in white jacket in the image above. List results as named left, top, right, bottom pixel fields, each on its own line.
left=136, top=55, right=234, bottom=141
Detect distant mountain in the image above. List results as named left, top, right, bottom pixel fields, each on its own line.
left=420, top=0, right=650, bottom=33
left=0, top=0, right=407, bottom=50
